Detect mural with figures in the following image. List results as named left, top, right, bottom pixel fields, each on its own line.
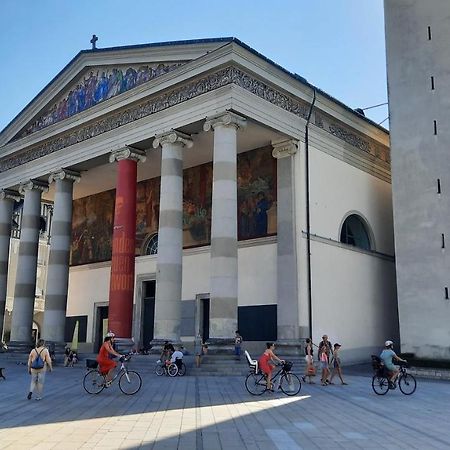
left=70, top=146, right=276, bottom=266
left=19, top=63, right=183, bottom=138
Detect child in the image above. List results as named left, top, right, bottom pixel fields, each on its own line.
left=320, top=345, right=330, bottom=386
left=234, top=330, right=243, bottom=360
left=329, top=343, right=348, bottom=385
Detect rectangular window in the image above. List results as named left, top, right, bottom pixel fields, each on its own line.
left=437, top=178, right=441, bottom=194
left=431, top=76, right=435, bottom=90
left=434, top=120, right=438, bottom=135
left=445, top=287, right=449, bottom=300
left=428, top=26, right=432, bottom=40
left=442, top=233, right=445, bottom=249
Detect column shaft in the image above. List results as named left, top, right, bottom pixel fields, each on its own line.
left=10, top=181, right=48, bottom=344
left=204, top=112, right=246, bottom=339
left=43, top=170, right=79, bottom=343
left=0, top=191, right=20, bottom=340
left=272, top=140, right=300, bottom=342
left=153, top=131, right=192, bottom=342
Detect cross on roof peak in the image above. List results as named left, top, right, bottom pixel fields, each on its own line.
left=90, top=35, right=98, bottom=50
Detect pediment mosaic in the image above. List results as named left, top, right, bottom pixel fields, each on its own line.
left=16, top=62, right=185, bottom=139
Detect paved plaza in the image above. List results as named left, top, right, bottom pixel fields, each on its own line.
left=0, top=358, right=450, bottom=449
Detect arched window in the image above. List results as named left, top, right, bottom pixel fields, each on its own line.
left=143, top=233, right=158, bottom=255
left=340, top=214, right=372, bottom=251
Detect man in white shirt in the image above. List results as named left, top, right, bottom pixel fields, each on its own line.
left=170, top=347, right=184, bottom=371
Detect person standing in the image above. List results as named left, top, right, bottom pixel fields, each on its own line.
left=194, top=333, right=203, bottom=368
left=302, top=338, right=316, bottom=384
left=319, top=345, right=330, bottom=386
left=27, top=339, right=53, bottom=401
left=234, top=330, right=243, bottom=360
left=318, top=334, right=332, bottom=384
left=329, top=343, right=348, bottom=385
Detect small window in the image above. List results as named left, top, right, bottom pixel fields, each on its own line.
left=340, top=214, right=371, bottom=251
left=143, top=233, right=158, bottom=255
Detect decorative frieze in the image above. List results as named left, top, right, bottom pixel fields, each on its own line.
left=0, top=66, right=389, bottom=172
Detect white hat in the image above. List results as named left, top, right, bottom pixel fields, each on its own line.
left=106, top=331, right=115, bottom=338
left=385, top=340, right=393, bottom=347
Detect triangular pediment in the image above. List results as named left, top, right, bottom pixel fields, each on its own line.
left=0, top=38, right=234, bottom=146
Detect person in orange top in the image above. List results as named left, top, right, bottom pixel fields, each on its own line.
left=258, top=342, right=284, bottom=392
left=96, top=334, right=122, bottom=386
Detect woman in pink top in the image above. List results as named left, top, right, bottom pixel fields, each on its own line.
left=319, top=345, right=330, bottom=386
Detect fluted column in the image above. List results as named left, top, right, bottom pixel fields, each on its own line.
left=204, top=112, right=246, bottom=340
left=43, top=169, right=80, bottom=343
left=0, top=189, right=20, bottom=340
left=10, top=180, right=49, bottom=345
left=108, top=147, right=146, bottom=339
left=272, top=139, right=300, bottom=349
left=152, top=131, right=193, bottom=343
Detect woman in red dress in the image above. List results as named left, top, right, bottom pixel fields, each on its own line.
left=96, top=334, right=122, bottom=385
left=258, top=342, right=284, bottom=391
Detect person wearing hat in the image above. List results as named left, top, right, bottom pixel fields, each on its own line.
left=380, top=340, right=407, bottom=387
left=96, top=333, right=123, bottom=386
left=329, top=343, right=347, bottom=385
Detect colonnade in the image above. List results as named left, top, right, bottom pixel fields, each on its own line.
left=0, top=111, right=300, bottom=348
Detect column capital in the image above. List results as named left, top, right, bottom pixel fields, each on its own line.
left=0, top=189, right=21, bottom=202
left=152, top=130, right=193, bottom=149
left=19, top=179, right=49, bottom=195
left=49, top=169, right=81, bottom=184
left=203, top=111, right=247, bottom=132
left=271, top=139, right=299, bottom=159
left=109, top=146, right=147, bottom=164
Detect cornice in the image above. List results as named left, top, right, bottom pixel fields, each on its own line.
left=0, top=66, right=389, bottom=175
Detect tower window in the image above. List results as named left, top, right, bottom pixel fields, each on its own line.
left=434, top=120, right=438, bottom=135
left=437, top=178, right=441, bottom=194
left=340, top=214, right=372, bottom=251
left=431, top=76, right=435, bottom=90
left=428, top=26, right=432, bottom=40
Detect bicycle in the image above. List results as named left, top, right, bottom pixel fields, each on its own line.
left=83, top=354, right=142, bottom=395
left=155, top=359, right=186, bottom=377
left=245, top=360, right=302, bottom=396
left=371, top=358, right=416, bottom=396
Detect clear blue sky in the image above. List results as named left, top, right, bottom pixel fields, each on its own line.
left=0, top=0, right=388, bottom=132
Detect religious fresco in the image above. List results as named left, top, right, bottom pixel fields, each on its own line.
left=20, top=63, right=183, bottom=138
left=70, top=190, right=115, bottom=265
left=70, top=146, right=277, bottom=266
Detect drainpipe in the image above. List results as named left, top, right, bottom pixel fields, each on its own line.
left=305, top=87, right=316, bottom=340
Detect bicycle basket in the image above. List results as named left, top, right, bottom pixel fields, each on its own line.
left=283, top=361, right=293, bottom=372
left=86, top=359, right=98, bottom=369
left=371, top=355, right=383, bottom=372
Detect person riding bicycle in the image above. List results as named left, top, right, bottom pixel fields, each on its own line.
left=96, top=333, right=123, bottom=387
left=380, top=340, right=407, bottom=387
left=170, top=346, right=184, bottom=371
left=258, top=342, right=284, bottom=392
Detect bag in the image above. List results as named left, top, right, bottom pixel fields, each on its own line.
left=31, top=349, right=45, bottom=370
left=307, top=365, right=316, bottom=376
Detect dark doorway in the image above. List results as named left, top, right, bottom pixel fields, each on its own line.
left=95, top=306, right=108, bottom=352
left=142, top=280, right=156, bottom=350
left=201, top=298, right=210, bottom=341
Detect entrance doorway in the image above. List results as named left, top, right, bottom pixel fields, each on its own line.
left=201, top=298, right=210, bottom=341
left=94, top=305, right=108, bottom=352
left=142, top=280, right=156, bottom=350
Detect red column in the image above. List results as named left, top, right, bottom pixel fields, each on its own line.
left=108, top=148, right=145, bottom=337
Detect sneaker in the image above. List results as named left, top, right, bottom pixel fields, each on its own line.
left=27, top=392, right=32, bottom=400
left=35, top=397, right=41, bottom=401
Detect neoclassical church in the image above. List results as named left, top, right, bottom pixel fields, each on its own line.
left=0, top=38, right=397, bottom=360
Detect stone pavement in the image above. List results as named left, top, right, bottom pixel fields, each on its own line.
left=1, top=358, right=450, bottom=449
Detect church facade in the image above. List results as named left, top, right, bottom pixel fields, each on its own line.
left=0, top=38, right=397, bottom=361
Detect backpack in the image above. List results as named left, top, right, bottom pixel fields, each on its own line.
left=31, top=349, right=45, bottom=370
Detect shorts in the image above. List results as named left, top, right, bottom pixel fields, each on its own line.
left=320, top=361, right=329, bottom=370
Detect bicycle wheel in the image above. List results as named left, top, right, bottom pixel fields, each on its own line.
left=372, top=375, right=389, bottom=395
left=245, top=372, right=266, bottom=395
left=280, top=373, right=301, bottom=396
left=178, top=362, right=186, bottom=376
left=168, top=363, right=178, bottom=377
left=155, top=364, right=164, bottom=376
left=83, top=370, right=105, bottom=394
left=399, top=373, right=417, bottom=395
left=119, top=370, right=142, bottom=395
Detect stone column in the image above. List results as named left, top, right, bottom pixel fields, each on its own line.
left=272, top=139, right=301, bottom=354
left=43, top=169, right=80, bottom=344
left=0, top=189, right=20, bottom=340
left=108, top=147, right=146, bottom=340
left=204, top=112, right=246, bottom=342
left=152, top=131, right=193, bottom=344
left=10, top=180, right=49, bottom=347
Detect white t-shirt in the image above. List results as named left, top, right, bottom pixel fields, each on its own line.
left=170, top=350, right=183, bottom=362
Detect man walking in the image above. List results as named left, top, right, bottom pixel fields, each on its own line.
left=27, top=339, right=53, bottom=401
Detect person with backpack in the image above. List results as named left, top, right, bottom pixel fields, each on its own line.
left=27, top=339, right=53, bottom=401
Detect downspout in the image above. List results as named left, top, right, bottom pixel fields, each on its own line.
left=305, top=87, right=316, bottom=339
